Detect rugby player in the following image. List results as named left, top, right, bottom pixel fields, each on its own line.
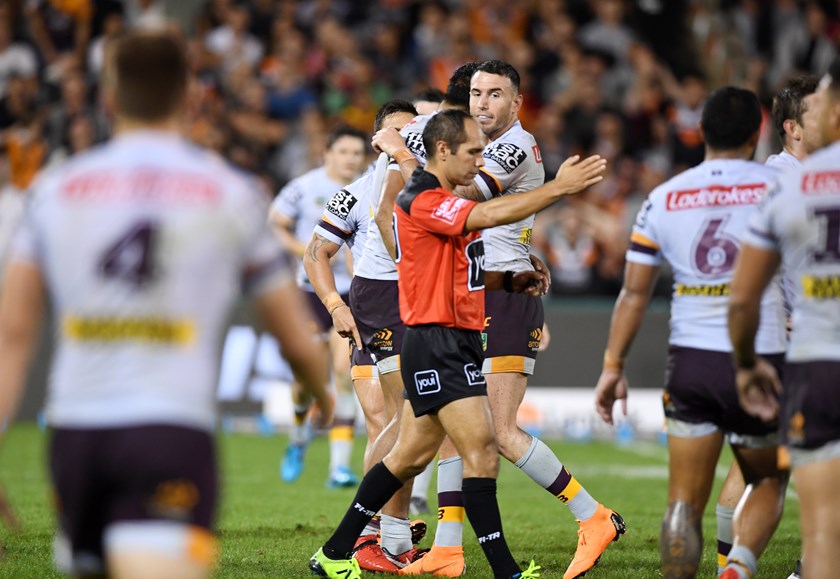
left=303, top=99, right=418, bottom=476
left=594, top=87, right=788, bottom=579
left=716, top=74, right=818, bottom=579
left=270, top=126, right=367, bottom=488
left=0, top=31, right=331, bottom=579
left=310, top=108, right=604, bottom=579
left=728, top=62, right=840, bottom=579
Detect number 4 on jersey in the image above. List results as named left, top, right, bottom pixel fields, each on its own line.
left=99, top=221, right=158, bottom=286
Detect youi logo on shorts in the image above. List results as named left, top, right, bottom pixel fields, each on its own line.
left=414, top=370, right=441, bottom=395
left=463, top=363, right=485, bottom=386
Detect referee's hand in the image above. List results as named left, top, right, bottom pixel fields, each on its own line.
left=511, top=271, right=548, bottom=296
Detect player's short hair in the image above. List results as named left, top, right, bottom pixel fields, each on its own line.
left=445, top=61, right=483, bottom=110
left=326, top=126, right=367, bottom=150
left=413, top=88, right=445, bottom=104
left=109, top=31, right=187, bottom=122
left=700, top=87, right=762, bottom=151
left=474, top=60, right=521, bottom=93
left=423, top=109, right=473, bottom=157
left=771, top=75, right=819, bottom=139
left=373, top=99, right=418, bottom=132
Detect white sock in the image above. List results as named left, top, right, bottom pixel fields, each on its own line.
left=433, top=457, right=464, bottom=547
left=412, top=461, right=434, bottom=501
left=515, top=436, right=598, bottom=521
left=726, top=545, right=757, bottom=578
left=716, top=503, right=735, bottom=574
left=380, top=514, right=412, bottom=555
left=329, top=391, right=356, bottom=471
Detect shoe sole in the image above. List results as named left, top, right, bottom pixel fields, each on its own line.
left=570, top=512, right=627, bottom=578
left=309, top=558, right=326, bottom=576
left=410, top=520, right=427, bottom=545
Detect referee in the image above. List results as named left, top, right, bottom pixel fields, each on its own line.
left=310, top=109, right=605, bottom=579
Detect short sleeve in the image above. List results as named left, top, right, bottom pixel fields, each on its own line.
left=473, top=140, right=534, bottom=200
left=271, top=179, right=302, bottom=221
left=408, top=189, right=477, bottom=237
left=744, top=182, right=782, bottom=251
left=314, top=187, right=357, bottom=247
left=626, top=196, right=663, bottom=266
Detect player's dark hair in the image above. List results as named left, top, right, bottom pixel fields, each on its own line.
left=700, top=87, right=762, bottom=151
left=326, top=125, right=367, bottom=149
left=445, top=61, right=482, bottom=110
left=110, top=32, right=187, bottom=121
left=423, top=109, right=472, bottom=157
left=771, top=75, right=819, bottom=140
left=414, top=88, right=445, bottom=104
left=373, top=99, right=418, bottom=132
left=474, top=60, right=521, bottom=93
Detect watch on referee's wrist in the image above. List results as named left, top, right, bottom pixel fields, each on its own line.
left=503, top=271, right=514, bottom=293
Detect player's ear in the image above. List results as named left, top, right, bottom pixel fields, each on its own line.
left=436, top=140, right=449, bottom=160
left=783, top=118, right=800, bottom=141
left=511, top=92, right=524, bottom=115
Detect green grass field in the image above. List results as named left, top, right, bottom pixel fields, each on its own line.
left=0, top=424, right=801, bottom=578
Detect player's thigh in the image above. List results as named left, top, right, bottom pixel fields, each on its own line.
left=379, top=367, right=406, bottom=420
left=731, top=443, right=785, bottom=484
left=794, top=454, right=840, bottom=538
left=353, top=375, right=385, bottom=436
left=327, top=329, right=352, bottom=378
left=437, top=396, right=499, bottom=478
left=667, top=431, right=724, bottom=511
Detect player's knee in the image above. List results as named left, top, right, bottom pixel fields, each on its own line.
left=460, top=437, right=500, bottom=478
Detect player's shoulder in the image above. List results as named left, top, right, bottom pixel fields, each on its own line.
left=483, top=121, right=539, bottom=174
left=400, top=113, right=435, bottom=135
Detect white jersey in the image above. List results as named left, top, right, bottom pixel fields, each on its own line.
left=765, top=149, right=801, bottom=172
left=272, top=166, right=353, bottom=293
left=745, top=141, right=840, bottom=362
left=475, top=120, right=545, bottom=272
left=10, top=131, right=291, bottom=431
left=356, top=114, right=437, bottom=281
left=627, top=158, right=786, bottom=353
left=313, top=161, right=381, bottom=267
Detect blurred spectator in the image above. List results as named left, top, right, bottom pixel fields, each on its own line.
left=44, top=71, right=107, bottom=155
left=412, top=87, right=444, bottom=115
left=204, top=1, right=263, bottom=74
left=87, top=4, right=124, bottom=80
left=26, top=0, right=91, bottom=83
left=534, top=204, right=598, bottom=296
left=125, top=0, right=167, bottom=31
left=771, top=1, right=837, bottom=87
left=0, top=10, right=37, bottom=99
left=578, top=0, right=635, bottom=65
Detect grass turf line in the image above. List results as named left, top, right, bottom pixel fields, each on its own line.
left=0, top=424, right=801, bottom=578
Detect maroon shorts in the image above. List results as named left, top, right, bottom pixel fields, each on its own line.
left=304, top=290, right=349, bottom=333
left=781, top=360, right=840, bottom=450
left=663, top=346, right=785, bottom=437
left=49, top=425, right=217, bottom=562
left=349, top=276, right=405, bottom=362
left=482, top=291, right=544, bottom=375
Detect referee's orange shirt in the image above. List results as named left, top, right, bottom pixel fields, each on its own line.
left=394, top=169, right=485, bottom=331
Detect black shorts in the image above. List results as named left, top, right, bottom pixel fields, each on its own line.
left=482, top=291, right=544, bottom=375
left=663, top=346, right=785, bottom=437
left=401, top=325, right=487, bottom=417
left=50, top=425, right=217, bottom=562
left=305, top=290, right=349, bottom=333
left=349, top=276, right=405, bottom=363
left=782, top=360, right=840, bottom=450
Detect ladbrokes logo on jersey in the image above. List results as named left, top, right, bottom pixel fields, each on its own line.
left=326, top=189, right=357, bottom=220
left=802, top=171, right=840, bottom=195
left=484, top=142, right=527, bottom=174
left=372, top=328, right=394, bottom=351
left=665, top=184, right=765, bottom=211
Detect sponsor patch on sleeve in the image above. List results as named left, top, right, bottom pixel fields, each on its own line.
left=404, top=132, right=427, bottom=159
left=325, top=189, right=357, bottom=220
left=484, top=142, right=527, bottom=174
left=431, top=196, right=470, bottom=225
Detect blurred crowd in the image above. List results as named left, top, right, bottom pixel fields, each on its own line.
left=0, top=0, right=837, bottom=295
